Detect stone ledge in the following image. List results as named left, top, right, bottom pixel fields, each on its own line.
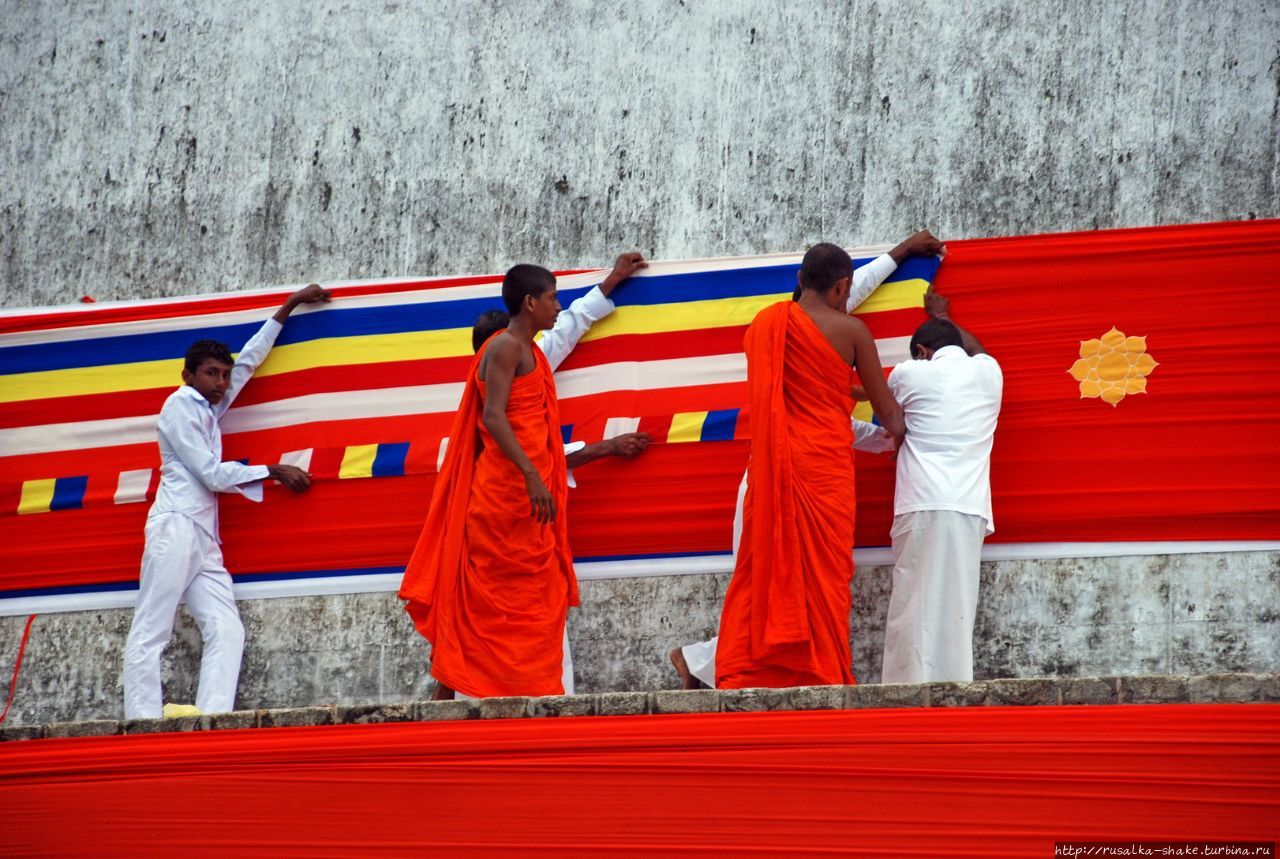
left=5, top=673, right=1276, bottom=742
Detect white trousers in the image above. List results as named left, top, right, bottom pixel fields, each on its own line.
left=880, top=510, right=985, bottom=684
left=561, top=626, right=575, bottom=695
left=681, top=637, right=719, bottom=688
left=122, top=514, right=245, bottom=718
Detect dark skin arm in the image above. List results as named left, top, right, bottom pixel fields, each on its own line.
left=565, top=432, right=651, bottom=469
left=888, top=229, right=946, bottom=264
left=597, top=252, right=648, bottom=298
left=273, top=283, right=331, bottom=322
left=924, top=284, right=987, bottom=356
left=266, top=463, right=311, bottom=492
left=847, top=315, right=906, bottom=439
left=480, top=333, right=556, bottom=524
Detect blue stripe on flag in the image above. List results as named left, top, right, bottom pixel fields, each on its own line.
left=371, top=442, right=410, bottom=477
left=561, top=425, right=574, bottom=444
left=2, top=256, right=939, bottom=375
left=50, top=475, right=88, bottom=511
left=699, top=409, right=739, bottom=442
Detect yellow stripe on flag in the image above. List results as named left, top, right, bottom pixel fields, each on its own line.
left=852, top=401, right=875, bottom=423
left=580, top=296, right=780, bottom=342
left=849, top=278, right=931, bottom=315
left=338, top=444, right=378, bottom=479
left=0, top=279, right=930, bottom=404
left=668, top=411, right=708, bottom=443
left=18, top=478, right=56, bottom=515
left=0, top=328, right=474, bottom=404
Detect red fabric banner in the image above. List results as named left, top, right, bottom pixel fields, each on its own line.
left=1, top=221, right=1277, bottom=603
left=2, top=704, right=1277, bottom=856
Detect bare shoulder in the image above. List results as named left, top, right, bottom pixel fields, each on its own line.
left=477, top=331, right=521, bottom=380
left=837, top=312, right=874, bottom=343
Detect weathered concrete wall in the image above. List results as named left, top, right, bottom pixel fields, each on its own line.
left=2, top=0, right=1277, bottom=306
left=3, top=552, right=1276, bottom=725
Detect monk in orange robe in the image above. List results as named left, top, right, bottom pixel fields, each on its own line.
left=399, top=263, right=575, bottom=699
left=717, top=243, right=906, bottom=689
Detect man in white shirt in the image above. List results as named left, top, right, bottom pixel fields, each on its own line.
left=671, top=230, right=945, bottom=689
left=880, top=284, right=1002, bottom=684
left=122, top=284, right=330, bottom=719
left=468, top=253, right=651, bottom=695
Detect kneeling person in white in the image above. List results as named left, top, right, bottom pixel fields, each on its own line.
left=122, top=284, right=330, bottom=719
left=881, top=285, right=1001, bottom=684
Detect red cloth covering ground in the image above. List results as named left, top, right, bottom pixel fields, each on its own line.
left=1, top=704, right=1276, bottom=856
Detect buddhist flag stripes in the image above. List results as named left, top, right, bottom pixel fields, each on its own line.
left=4, top=220, right=1275, bottom=615
left=634, top=409, right=744, bottom=444
left=17, top=476, right=88, bottom=515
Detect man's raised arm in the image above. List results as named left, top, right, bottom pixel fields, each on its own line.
left=540, top=252, right=647, bottom=370
left=219, top=283, right=331, bottom=416
left=845, top=229, right=946, bottom=313
left=924, top=284, right=987, bottom=356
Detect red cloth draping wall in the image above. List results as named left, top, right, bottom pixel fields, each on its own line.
left=2, top=704, right=1277, bottom=856
left=2, top=220, right=1278, bottom=602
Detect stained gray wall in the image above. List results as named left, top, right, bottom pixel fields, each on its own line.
left=1, top=0, right=1277, bottom=306
left=1, top=1, right=1278, bottom=724
left=2, top=552, right=1277, bottom=725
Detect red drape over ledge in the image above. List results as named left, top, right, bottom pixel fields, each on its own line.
left=2, top=704, right=1276, bottom=856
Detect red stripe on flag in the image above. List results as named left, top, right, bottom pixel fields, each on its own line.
left=855, top=306, right=929, bottom=341
left=404, top=439, right=440, bottom=476
left=555, top=326, right=748, bottom=372
left=82, top=474, right=116, bottom=508
left=0, top=387, right=172, bottom=430
left=636, top=415, right=672, bottom=443
left=308, top=447, right=345, bottom=480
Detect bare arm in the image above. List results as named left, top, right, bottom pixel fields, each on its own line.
left=272, top=283, right=331, bottom=324
left=847, top=316, right=905, bottom=439
left=481, top=336, right=556, bottom=524
left=924, top=284, right=987, bottom=356
left=564, top=432, right=651, bottom=469
left=597, top=252, right=648, bottom=299
left=888, top=229, right=945, bottom=265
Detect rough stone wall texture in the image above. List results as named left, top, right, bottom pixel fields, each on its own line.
left=1, top=0, right=1277, bottom=306
left=1, top=2, right=1278, bottom=724
left=3, top=552, right=1277, bottom=725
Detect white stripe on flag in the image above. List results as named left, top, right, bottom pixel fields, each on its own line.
left=436, top=437, right=450, bottom=471
left=114, top=469, right=153, bottom=504
left=280, top=448, right=313, bottom=470
left=603, top=417, right=641, bottom=438
left=0, top=338, right=912, bottom=457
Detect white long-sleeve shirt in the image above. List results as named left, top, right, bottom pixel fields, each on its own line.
left=148, top=318, right=282, bottom=541
left=539, top=285, right=614, bottom=372
left=846, top=253, right=900, bottom=314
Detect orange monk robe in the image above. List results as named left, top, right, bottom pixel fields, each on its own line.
left=716, top=301, right=858, bottom=689
left=399, top=340, right=577, bottom=698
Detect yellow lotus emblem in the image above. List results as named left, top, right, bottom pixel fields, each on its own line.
left=1069, top=327, right=1158, bottom=406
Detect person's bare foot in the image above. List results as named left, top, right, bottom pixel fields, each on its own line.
left=669, top=647, right=702, bottom=689
left=432, top=682, right=456, bottom=701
